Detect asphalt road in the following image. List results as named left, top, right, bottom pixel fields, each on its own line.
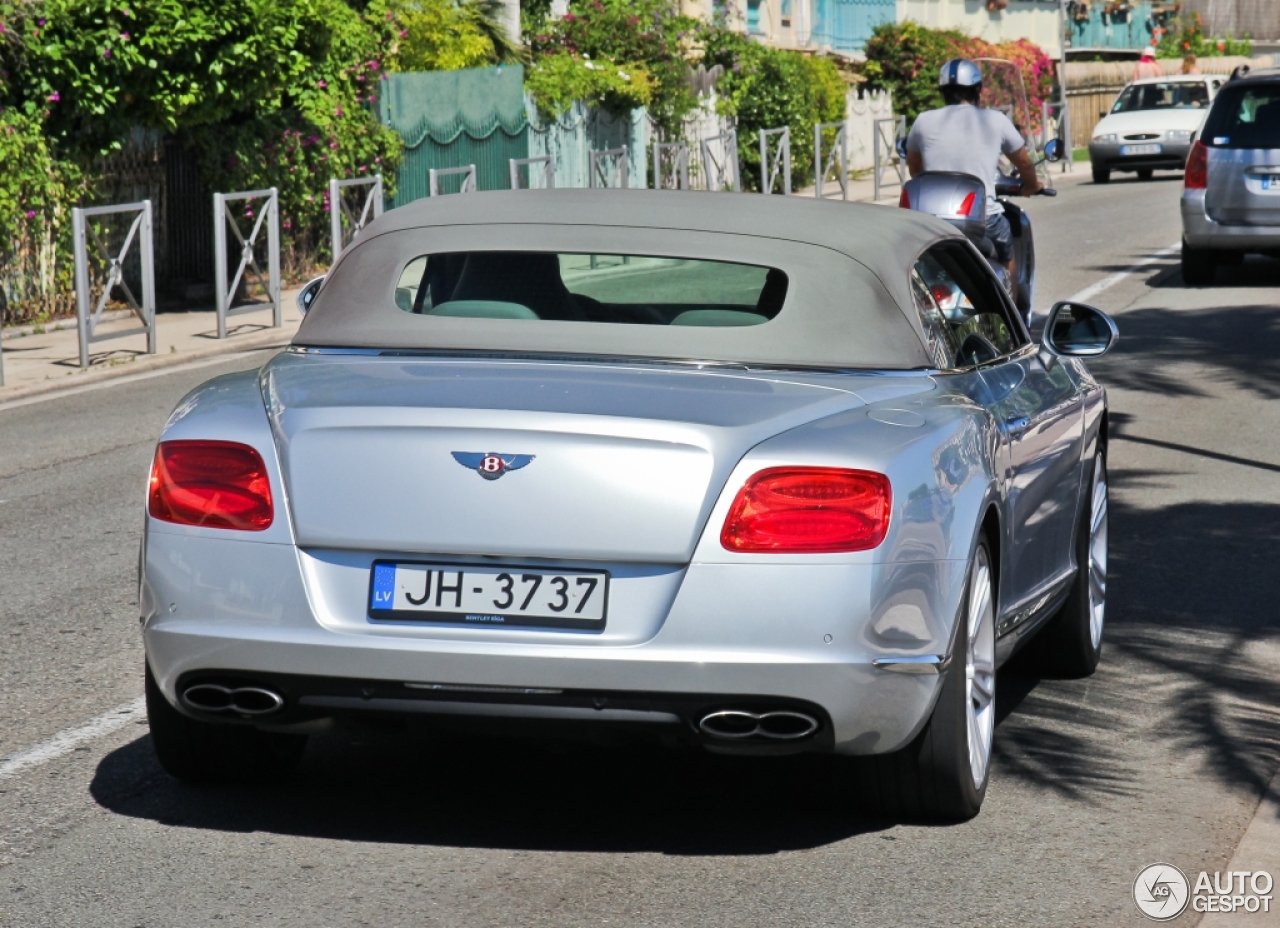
left=3, top=168, right=1280, bottom=927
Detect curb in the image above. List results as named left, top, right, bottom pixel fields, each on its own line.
left=0, top=326, right=295, bottom=405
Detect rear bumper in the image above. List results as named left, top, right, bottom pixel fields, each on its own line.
left=142, top=534, right=966, bottom=756
left=1182, top=190, right=1280, bottom=249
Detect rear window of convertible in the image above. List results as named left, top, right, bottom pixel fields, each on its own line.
left=392, top=252, right=788, bottom=327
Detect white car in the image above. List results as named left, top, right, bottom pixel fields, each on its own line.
left=1089, top=74, right=1224, bottom=183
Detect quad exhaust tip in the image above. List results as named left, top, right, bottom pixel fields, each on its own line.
left=698, top=709, right=819, bottom=741
left=182, top=682, right=285, bottom=716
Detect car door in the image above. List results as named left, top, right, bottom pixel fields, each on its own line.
left=913, top=244, right=1084, bottom=628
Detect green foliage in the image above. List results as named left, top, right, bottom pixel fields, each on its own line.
left=0, top=108, right=84, bottom=324
left=699, top=29, right=846, bottom=192
left=528, top=0, right=697, bottom=131
left=371, top=0, right=520, bottom=72
left=862, top=20, right=963, bottom=124
left=1155, top=13, right=1251, bottom=58
left=525, top=51, right=652, bottom=117
left=863, top=21, right=1056, bottom=135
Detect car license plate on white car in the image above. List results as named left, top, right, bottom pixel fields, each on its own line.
left=369, top=561, right=609, bottom=629
left=1120, top=143, right=1162, bottom=156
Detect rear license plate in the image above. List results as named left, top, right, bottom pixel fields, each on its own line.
left=368, top=561, right=609, bottom=630
left=1120, top=143, right=1162, bottom=156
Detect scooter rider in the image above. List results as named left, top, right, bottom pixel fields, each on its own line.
left=906, top=59, right=1043, bottom=280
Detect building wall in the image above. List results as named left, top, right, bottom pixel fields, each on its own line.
left=1182, top=0, right=1280, bottom=41
left=897, top=0, right=1064, bottom=56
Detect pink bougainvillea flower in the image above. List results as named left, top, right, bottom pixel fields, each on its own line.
left=120, top=32, right=130, bottom=40
left=47, top=92, right=60, bottom=102
left=317, top=79, right=328, bottom=88
left=283, top=219, right=292, bottom=229
left=25, top=210, right=36, bottom=219
left=103, top=48, right=112, bottom=58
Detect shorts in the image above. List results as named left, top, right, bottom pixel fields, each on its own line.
left=986, top=212, right=1013, bottom=264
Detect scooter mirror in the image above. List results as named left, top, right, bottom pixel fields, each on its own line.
left=1042, top=301, right=1118, bottom=358
left=297, top=275, right=325, bottom=316
left=1043, top=139, right=1062, bottom=163
left=895, top=137, right=908, bottom=160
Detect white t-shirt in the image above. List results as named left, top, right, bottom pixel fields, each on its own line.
left=906, top=105, right=1027, bottom=217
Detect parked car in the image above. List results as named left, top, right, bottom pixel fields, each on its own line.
left=1182, top=67, right=1280, bottom=285
left=141, top=190, right=1117, bottom=820
left=1089, top=74, right=1224, bottom=183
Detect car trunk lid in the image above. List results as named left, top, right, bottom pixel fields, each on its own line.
left=262, top=353, right=920, bottom=563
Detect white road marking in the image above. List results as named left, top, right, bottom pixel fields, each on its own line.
left=0, top=346, right=283, bottom=414
left=0, top=697, right=146, bottom=780
left=1067, top=242, right=1181, bottom=304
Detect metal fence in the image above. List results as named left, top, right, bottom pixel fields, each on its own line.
left=213, top=188, right=280, bottom=340
left=589, top=147, right=630, bottom=189
left=329, top=175, right=384, bottom=263
left=652, top=142, right=689, bottom=190
left=509, top=156, right=555, bottom=189
left=815, top=121, right=849, bottom=201
left=759, top=127, right=792, bottom=195
left=700, top=131, right=741, bottom=192
left=429, top=165, right=477, bottom=196
left=873, top=116, right=906, bottom=201
left=72, top=201, right=156, bottom=369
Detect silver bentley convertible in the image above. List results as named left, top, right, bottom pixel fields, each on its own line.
left=141, top=189, right=1116, bottom=819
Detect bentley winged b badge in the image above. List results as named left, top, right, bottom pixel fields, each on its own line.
left=451, top=452, right=536, bottom=481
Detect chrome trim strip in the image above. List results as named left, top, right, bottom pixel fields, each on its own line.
left=300, top=695, right=680, bottom=724
left=872, top=654, right=951, bottom=674
left=404, top=682, right=564, bottom=695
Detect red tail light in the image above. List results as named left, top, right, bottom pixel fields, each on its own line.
left=149, top=440, right=274, bottom=531
left=899, top=188, right=911, bottom=209
left=957, top=191, right=977, bottom=217
left=720, top=467, right=892, bottom=553
left=1184, top=140, right=1208, bottom=189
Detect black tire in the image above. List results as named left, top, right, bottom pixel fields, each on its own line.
left=1091, top=163, right=1111, bottom=184
left=856, top=537, right=995, bottom=820
left=1136, top=168, right=1154, bottom=180
left=1181, top=237, right=1216, bottom=286
left=1027, top=452, right=1108, bottom=678
left=145, top=663, right=306, bottom=784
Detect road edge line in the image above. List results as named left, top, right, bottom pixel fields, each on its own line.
left=1195, top=763, right=1280, bottom=926
left=0, top=697, right=146, bottom=780
left=1066, top=242, right=1181, bottom=304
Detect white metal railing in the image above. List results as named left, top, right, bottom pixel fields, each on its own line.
left=213, top=188, right=281, bottom=340
left=759, top=127, right=791, bottom=195
left=652, top=141, right=689, bottom=190
left=700, top=130, right=741, bottom=192
left=815, top=121, right=849, bottom=201
left=72, top=201, right=156, bottom=368
left=429, top=165, right=477, bottom=196
left=873, top=116, right=906, bottom=201
left=509, top=156, right=555, bottom=189
left=329, top=174, right=383, bottom=263
left=589, top=147, right=630, bottom=188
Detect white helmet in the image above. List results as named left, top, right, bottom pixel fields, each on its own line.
left=939, top=59, right=983, bottom=88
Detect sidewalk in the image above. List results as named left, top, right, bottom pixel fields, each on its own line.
left=0, top=292, right=302, bottom=403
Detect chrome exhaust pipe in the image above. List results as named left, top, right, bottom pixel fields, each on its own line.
left=182, top=683, right=285, bottom=716
left=698, top=709, right=819, bottom=741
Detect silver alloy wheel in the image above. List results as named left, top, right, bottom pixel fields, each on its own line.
left=1088, top=453, right=1109, bottom=650
left=966, top=547, right=997, bottom=790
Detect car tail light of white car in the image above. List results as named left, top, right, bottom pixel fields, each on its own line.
left=720, top=467, right=892, bottom=553
left=148, top=440, right=274, bottom=531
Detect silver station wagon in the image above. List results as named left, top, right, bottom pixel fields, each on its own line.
left=1182, top=67, right=1280, bottom=284
left=141, top=190, right=1117, bottom=819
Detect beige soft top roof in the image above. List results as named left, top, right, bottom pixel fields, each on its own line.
left=295, top=188, right=961, bottom=369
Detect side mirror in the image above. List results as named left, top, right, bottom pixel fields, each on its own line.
left=895, top=137, right=908, bottom=160
left=1042, top=301, right=1118, bottom=358
left=297, top=276, right=325, bottom=316
left=1043, top=138, right=1062, bottom=163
